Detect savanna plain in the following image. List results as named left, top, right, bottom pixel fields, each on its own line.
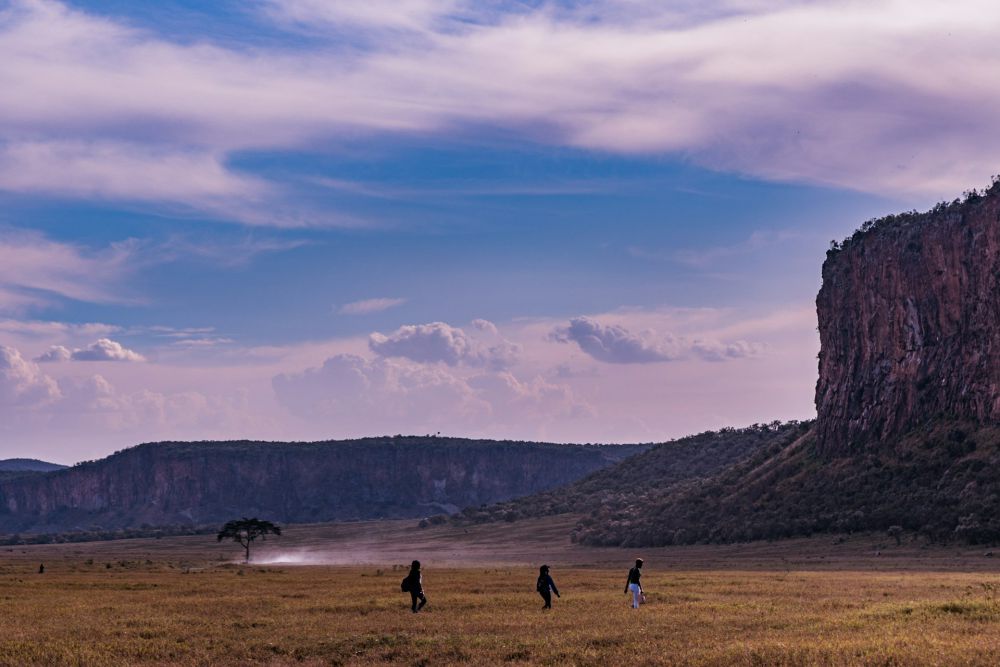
left=2, top=517, right=999, bottom=666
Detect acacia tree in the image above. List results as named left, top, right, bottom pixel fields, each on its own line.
left=217, top=517, right=281, bottom=563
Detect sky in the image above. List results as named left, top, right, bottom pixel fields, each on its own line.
left=1, top=0, right=997, bottom=463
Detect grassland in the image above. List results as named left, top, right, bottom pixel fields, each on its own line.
left=1, top=517, right=999, bottom=665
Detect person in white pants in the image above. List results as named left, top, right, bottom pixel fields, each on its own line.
left=624, top=558, right=643, bottom=608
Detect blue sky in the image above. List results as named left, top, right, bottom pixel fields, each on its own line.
left=0, top=0, right=993, bottom=462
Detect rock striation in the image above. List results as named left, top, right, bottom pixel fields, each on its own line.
left=815, top=183, right=1000, bottom=454
left=0, top=437, right=644, bottom=534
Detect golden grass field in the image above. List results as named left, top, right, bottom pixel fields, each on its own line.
left=1, top=517, right=999, bottom=666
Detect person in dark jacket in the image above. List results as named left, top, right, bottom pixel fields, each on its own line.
left=403, top=560, right=427, bottom=613
left=536, top=564, right=560, bottom=609
left=624, top=558, right=643, bottom=608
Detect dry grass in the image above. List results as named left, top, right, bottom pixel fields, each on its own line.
left=1, top=518, right=999, bottom=665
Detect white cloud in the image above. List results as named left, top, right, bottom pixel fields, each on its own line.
left=34, top=345, right=71, bottom=363
left=271, top=352, right=588, bottom=437
left=0, top=343, right=261, bottom=458
left=0, top=319, right=120, bottom=340
left=691, top=338, right=766, bottom=361
left=470, top=318, right=499, bottom=335
left=550, top=317, right=680, bottom=364
left=0, top=0, right=995, bottom=217
left=369, top=321, right=519, bottom=369
left=0, top=230, right=136, bottom=312
left=272, top=353, right=490, bottom=429
left=0, top=140, right=263, bottom=202
left=338, top=297, right=406, bottom=315
left=70, top=338, right=145, bottom=363
left=0, top=345, right=61, bottom=408
left=261, top=0, right=458, bottom=32
left=36, top=338, right=145, bottom=363
left=550, top=316, right=765, bottom=364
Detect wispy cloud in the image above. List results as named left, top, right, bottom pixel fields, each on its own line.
left=629, top=229, right=803, bottom=267
left=0, top=0, right=996, bottom=222
left=338, top=297, right=406, bottom=315
left=0, top=230, right=136, bottom=312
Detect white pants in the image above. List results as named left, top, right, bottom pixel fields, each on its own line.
left=629, top=583, right=642, bottom=608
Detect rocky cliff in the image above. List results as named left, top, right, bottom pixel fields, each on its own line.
left=0, top=437, right=644, bottom=534
left=816, top=182, right=1000, bottom=454
left=513, top=182, right=1000, bottom=546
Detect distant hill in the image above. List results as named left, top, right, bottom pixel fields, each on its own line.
left=0, top=459, right=67, bottom=473
left=0, top=436, right=646, bottom=534
left=460, top=422, right=809, bottom=539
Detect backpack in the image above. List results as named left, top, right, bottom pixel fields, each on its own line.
left=401, top=576, right=411, bottom=593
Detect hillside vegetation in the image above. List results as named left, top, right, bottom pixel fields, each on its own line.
left=574, top=421, right=1000, bottom=547
left=457, top=422, right=807, bottom=533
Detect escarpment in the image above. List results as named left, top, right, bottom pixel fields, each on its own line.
left=0, top=437, right=645, bottom=534
left=815, top=184, right=1000, bottom=454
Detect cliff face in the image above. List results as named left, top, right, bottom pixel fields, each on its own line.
left=0, top=437, right=644, bottom=533
left=815, top=186, right=1000, bottom=454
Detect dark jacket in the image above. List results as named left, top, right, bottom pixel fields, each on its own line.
left=536, top=573, right=559, bottom=596
left=405, top=570, right=423, bottom=593
left=626, top=567, right=642, bottom=589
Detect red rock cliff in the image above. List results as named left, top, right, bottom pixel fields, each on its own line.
left=815, top=184, right=1000, bottom=454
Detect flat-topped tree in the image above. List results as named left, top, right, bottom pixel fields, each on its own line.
left=217, top=517, right=281, bottom=563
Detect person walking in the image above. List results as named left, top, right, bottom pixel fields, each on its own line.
left=624, top=558, right=643, bottom=609
left=536, top=564, right=560, bottom=609
left=402, top=560, right=428, bottom=613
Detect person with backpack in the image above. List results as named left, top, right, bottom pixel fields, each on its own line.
left=401, top=560, right=427, bottom=613
left=535, top=564, right=560, bottom=609
left=624, top=558, right=643, bottom=608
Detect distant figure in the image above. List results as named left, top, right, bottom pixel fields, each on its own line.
left=401, top=560, right=428, bottom=613
left=38, top=563, right=44, bottom=574
left=624, top=558, right=643, bottom=608
left=536, top=564, right=560, bottom=609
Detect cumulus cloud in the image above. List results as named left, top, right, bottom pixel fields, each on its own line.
left=273, top=354, right=490, bottom=429
left=551, top=316, right=764, bottom=364
left=369, top=321, right=519, bottom=369
left=272, top=352, right=588, bottom=436
left=470, top=318, right=499, bottom=335
left=0, top=343, right=259, bottom=457
left=0, top=0, right=995, bottom=219
left=35, top=338, right=145, bottom=363
left=550, top=317, right=680, bottom=364
left=54, top=374, right=247, bottom=435
left=338, top=297, right=406, bottom=315
left=34, top=345, right=71, bottom=363
left=0, top=345, right=61, bottom=407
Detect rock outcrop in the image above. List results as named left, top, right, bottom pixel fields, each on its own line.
left=816, top=183, right=1000, bottom=454
left=0, top=437, right=644, bottom=533
left=511, top=182, right=1000, bottom=546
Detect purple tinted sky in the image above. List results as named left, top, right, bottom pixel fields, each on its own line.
left=1, top=0, right=996, bottom=463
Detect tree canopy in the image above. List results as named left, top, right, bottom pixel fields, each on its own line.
left=217, top=517, right=281, bottom=562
